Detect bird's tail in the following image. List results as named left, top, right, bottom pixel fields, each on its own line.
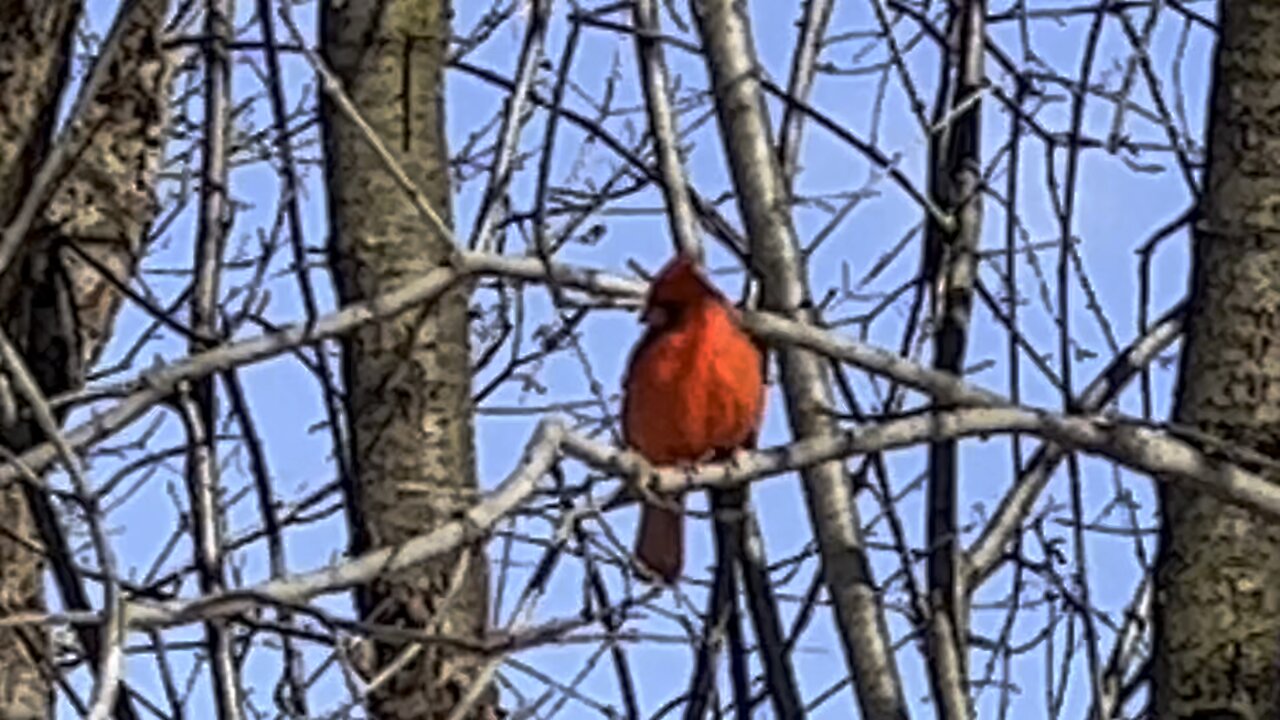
left=635, top=499, right=684, bottom=583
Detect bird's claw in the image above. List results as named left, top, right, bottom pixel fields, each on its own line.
left=726, top=447, right=752, bottom=470
left=632, top=466, right=663, bottom=506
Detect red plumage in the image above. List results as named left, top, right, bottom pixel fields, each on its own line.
left=621, top=254, right=766, bottom=583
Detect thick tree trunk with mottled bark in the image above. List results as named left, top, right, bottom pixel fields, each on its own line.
left=1155, top=2, right=1280, bottom=717
left=0, top=8, right=79, bottom=714
left=0, top=3, right=169, bottom=719
left=319, top=1, right=494, bottom=718
left=0, top=1, right=169, bottom=718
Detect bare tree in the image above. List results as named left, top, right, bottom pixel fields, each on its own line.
left=0, top=0, right=169, bottom=717
left=1155, top=0, right=1280, bottom=716
left=691, top=1, right=908, bottom=717
left=320, top=0, right=496, bottom=718
left=4, top=0, right=1278, bottom=718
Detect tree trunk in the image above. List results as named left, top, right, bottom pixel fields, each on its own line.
left=0, top=1, right=169, bottom=717
left=1155, top=2, right=1280, bottom=716
left=689, top=1, right=909, bottom=717
left=319, top=1, right=494, bottom=717
left=923, top=0, right=984, bottom=714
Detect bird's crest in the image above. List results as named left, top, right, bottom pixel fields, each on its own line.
left=646, top=254, right=724, bottom=308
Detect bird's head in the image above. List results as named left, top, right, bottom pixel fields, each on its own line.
left=641, top=254, right=724, bottom=329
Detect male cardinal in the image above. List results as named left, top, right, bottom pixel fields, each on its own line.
left=621, top=254, right=766, bottom=583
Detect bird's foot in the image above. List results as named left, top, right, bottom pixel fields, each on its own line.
left=725, top=446, right=752, bottom=470
left=667, top=459, right=702, bottom=496
left=632, top=466, right=659, bottom=505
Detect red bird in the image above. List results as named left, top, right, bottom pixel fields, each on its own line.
left=622, top=254, right=766, bottom=583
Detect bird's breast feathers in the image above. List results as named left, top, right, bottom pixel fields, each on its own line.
left=623, top=307, right=763, bottom=464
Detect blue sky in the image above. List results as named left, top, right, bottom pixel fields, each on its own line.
left=51, top=0, right=1217, bottom=716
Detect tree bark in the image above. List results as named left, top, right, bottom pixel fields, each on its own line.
left=0, top=1, right=169, bottom=717
left=689, top=1, right=909, bottom=717
left=0, top=6, right=79, bottom=715
left=1155, top=1, right=1280, bottom=717
left=320, top=1, right=494, bottom=717
left=923, top=0, right=984, bottom=715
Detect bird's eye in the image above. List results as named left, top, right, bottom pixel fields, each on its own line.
left=642, top=305, right=669, bottom=327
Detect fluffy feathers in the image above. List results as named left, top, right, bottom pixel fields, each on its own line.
left=621, top=255, right=765, bottom=582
